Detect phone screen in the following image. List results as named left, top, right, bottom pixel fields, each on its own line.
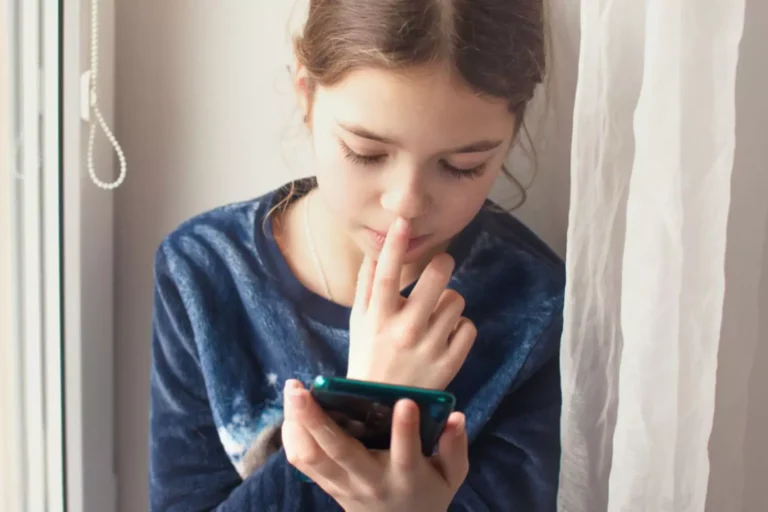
left=316, top=393, right=395, bottom=450
left=309, top=376, right=455, bottom=455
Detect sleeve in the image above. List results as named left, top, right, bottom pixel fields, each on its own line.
left=449, top=317, right=562, bottom=512
left=149, top=245, right=343, bottom=512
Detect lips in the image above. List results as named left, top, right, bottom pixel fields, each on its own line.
left=366, top=228, right=429, bottom=251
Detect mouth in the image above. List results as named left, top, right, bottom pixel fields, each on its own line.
left=366, top=228, right=430, bottom=252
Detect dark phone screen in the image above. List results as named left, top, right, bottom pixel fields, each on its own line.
left=317, top=393, right=395, bottom=450
left=312, top=390, right=449, bottom=455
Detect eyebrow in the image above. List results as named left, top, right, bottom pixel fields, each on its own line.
left=337, top=121, right=504, bottom=154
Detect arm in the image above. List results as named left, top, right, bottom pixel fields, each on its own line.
left=450, top=319, right=562, bottom=512
left=149, top=247, right=342, bottom=511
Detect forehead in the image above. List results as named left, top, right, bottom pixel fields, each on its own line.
left=314, top=65, right=516, bottom=148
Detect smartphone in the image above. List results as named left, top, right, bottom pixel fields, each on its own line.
left=309, top=375, right=456, bottom=456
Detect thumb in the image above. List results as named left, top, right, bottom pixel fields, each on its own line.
left=433, top=412, right=469, bottom=488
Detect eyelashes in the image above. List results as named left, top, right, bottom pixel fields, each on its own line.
left=339, top=142, right=386, bottom=166
left=441, top=161, right=486, bottom=179
left=339, top=141, right=486, bottom=179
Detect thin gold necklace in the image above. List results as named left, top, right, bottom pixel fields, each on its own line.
left=303, top=192, right=334, bottom=301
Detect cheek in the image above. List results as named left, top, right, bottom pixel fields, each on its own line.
left=434, top=172, right=498, bottom=232
left=436, top=191, right=484, bottom=234
left=318, top=182, right=369, bottom=224
left=313, top=134, right=372, bottom=221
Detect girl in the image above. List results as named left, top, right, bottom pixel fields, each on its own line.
left=149, top=0, right=564, bottom=510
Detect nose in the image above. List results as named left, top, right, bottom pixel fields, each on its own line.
left=379, top=168, right=432, bottom=221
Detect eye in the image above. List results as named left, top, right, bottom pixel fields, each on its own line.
left=340, top=141, right=386, bottom=166
left=439, top=160, right=487, bottom=179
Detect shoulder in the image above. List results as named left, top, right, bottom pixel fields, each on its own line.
left=156, top=199, right=259, bottom=269
left=453, top=205, right=565, bottom=375
left=153, top=192, right=276, bottom=286
left=446, top=206, right=564, bottom=415
left=150, top=190, right=289, bottom=344
left=477, top=205, right=563, bottom=270
left=456, top=204, right=565, bottom=315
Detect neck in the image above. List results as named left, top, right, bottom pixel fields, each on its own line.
left=306, top=190, right=363, bottom=305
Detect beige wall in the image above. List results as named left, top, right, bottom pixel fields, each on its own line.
left=113, top=1, right=766, bottom=511
left=707, top=1, right=768, bottom=509
left=114, top=4, right=308, bottom=510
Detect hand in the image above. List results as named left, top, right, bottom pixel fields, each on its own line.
left=347, top=217, right=477, bottom=389
left=282, top=380, right=469, bottom=512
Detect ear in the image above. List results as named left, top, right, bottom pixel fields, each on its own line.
left=292, top=56, right=311, bottom=121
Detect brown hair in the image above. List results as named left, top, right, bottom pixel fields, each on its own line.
left=274, top=0, right=547, bottom=218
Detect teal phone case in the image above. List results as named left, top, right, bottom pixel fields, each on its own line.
left=309, top=375, right=456, bottom=456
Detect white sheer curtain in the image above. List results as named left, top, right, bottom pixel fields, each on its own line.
left=559, top=0, right=746, bottom=511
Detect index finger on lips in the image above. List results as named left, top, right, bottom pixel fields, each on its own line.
left=369, top=217, right=410, bottom=315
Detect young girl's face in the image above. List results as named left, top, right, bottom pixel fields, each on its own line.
left=307, top=64, right=518, bottom=263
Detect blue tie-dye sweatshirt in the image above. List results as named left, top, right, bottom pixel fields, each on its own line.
left=149, top=181, right=565, bottom=511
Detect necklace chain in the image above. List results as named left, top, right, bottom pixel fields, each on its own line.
left=303, top=193, right=334, bottom=301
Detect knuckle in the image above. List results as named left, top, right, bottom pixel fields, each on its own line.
left=285, top=452, right=301, bottom=467
left=452, top=292, right=467, bottom=312
left=282, top=432, right=322, bottom=467
left=284, top=445, right=301, bottom=466
left=455, top=460, right=470, bottom=484
left=460, top=457, right=470, bottom=477
left=376, top=275, right=399, bottom=291
left=461, top=318, right=478, bottom=338
left=442, top=289, right=465, bottom=309
left=298, top=445, right=323, bottom=466
left=389, top=322, right=418, bottom=348
left=424, top=254, right=455, bottom=282
left=433, top=253, right=456, bottom=273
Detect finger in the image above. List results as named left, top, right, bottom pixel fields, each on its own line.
left=353, top=256, right=376, bottom=313
left=289, top=386, right=379, bottom=481
left=282, top=417, right=346, bottom=484
left=283, top=385, right=349, bottom=488
left=425, top=289, right=465, bottom=346
left=404, top=254, right=455, bottom=326
left=432, top=412, right=469, bottom=488
left=390, top=399, right=423, bottom=472
left=283, top=379, right=305, bottom=421
left=285, top=379, right=304, bottom=391
left=444, top=318, right=477, bottom=369
left=370, top=217, right=410, bottom=315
